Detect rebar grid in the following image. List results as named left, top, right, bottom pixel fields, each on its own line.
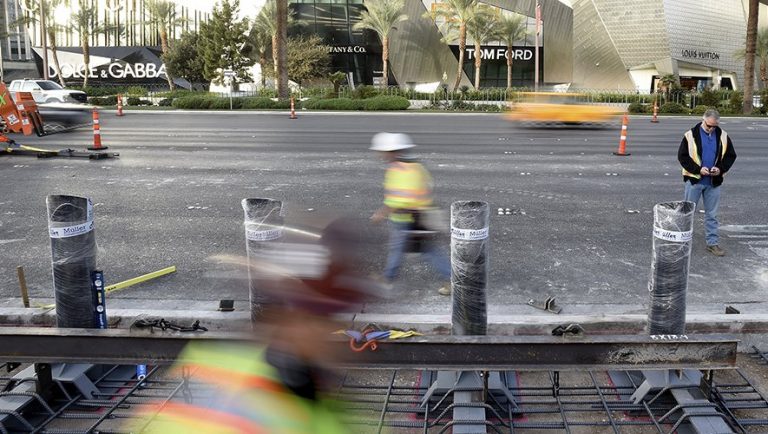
left=0, top=360, right=767, bottom=433
left=336, top=368, right=768, bottom=434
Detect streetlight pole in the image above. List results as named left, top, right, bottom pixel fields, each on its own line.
left=40, top=0, right=49, bottom=80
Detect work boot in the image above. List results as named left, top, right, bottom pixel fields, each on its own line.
left=371, top=274, right=394, bottom=293
left=706, top=245, right=726, bottom=256
left=438, top=283, right=451, bottom=296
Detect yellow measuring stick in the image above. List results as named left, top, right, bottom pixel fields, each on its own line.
left=32, top=266, right=177, bottom=308
left=105, top=266, right=177, bottom=294
left=18, top=144, right=57, bottom=153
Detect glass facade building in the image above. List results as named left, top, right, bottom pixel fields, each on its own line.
left=1, top=0, right=209, bottom=61
left=290, top=0, right=383, bottom=86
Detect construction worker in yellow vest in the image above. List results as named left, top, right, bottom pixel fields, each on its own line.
left=677, top=108, right=737, bottom=256
left=130, top=218, right=387, bottom=434
left=132, top=341, right=352, bottom=434
left=369, top=132, right=451, bottom=295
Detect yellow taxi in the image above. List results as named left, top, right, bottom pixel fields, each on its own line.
left=506, top=92, right=622, bottom=126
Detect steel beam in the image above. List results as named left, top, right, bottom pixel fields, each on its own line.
left=0, top=328, right=738, bottom=370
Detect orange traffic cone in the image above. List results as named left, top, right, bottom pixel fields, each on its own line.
left=613, top=113, right=630, bottom=156
left=88, top=109, right=108, bottom=150
left=116, top=94, right=124, bottom=117
left=650, top=100, right=659, bottom=123
left=290, top=97, right=297, bottom=119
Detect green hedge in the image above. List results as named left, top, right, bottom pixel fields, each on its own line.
left=172, top=95, right=218, bottom=109
left=302, top=96, right=409, bottom=110
left=153, top=89, right=201, bottom=99
left=627, top=102, right=648, bottom=114
left=659, top=102, right=689, bottom=114
left=362, top=95, right=410, bottom=110
left=303, top=98, right=363, bottom=110
left=241, top=97, right=277, bottom=109
left=89, top=96, right=118, bottom=106
left=691, top=105, right=714, bottom=115
left=169, top=95, right=293, bottom=110
left=126, top=97, right=152, bottom=106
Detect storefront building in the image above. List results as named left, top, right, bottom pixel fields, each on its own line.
left=572, top=0, right=768, bottom=92
left=3, top=0, right=766, bottom=90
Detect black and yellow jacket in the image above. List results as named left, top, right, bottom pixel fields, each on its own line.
left=677, top=122, right=737, bottom=187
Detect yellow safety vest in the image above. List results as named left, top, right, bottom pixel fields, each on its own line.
left=682, top=129, right=729, bottom=179
left=383, top=161, right=433, bottom=223
left=132, top=342, right=350, bottom=434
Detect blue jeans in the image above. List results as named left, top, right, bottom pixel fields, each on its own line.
left=383, top=221, right=451, bottom=282
left=684, top=181, right=721, bottom=246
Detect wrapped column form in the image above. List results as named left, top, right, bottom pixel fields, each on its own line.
left=242, top=198, right=284, bottom=323
left=648, top=201, right=695, bottom=335
left=450, top=201, right=489, bottom=336
left=46, top=195, right=97, bottom=328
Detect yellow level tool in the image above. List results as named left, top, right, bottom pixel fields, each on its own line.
left=33, top=266, right=177, bottom=309
left=105, top=266, right=176, bottom=294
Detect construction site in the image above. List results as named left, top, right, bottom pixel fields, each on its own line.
left=2, top=93, right=768, bottom=433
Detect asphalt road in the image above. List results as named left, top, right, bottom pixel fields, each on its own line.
left=2, top=111, right=767, bottom=314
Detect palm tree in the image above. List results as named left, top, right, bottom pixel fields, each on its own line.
left=248, top=22, right=271, bottom=88
left=353, top=0, right=407, bottom=88
left=18, top=0, right=67, bottom=86
left=276, top=0, right=289, bottom=98
left=743, top=0, right=758, bottom=113
left=658, top=73, right=677, bottom=101
left=465, top=6, right=499, bottom=89
left=254, top=0, right=278, bottom=82
left=254, top=0, right=295, bottom=93
left=70, top=0, right=103, bottom=88
left=147, top=0, right=186, bottom=89
left=497, top=13, right=527, bottom=89
left=424, top=0, right=479, bottom=91
left=735, top=27, right=768, bottom=87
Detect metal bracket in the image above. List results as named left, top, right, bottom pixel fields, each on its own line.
left=528, top=296, right=562, bottom=314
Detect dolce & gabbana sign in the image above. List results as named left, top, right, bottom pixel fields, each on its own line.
left=50, top=62, right=167, bottom=79
left=33, top=46, right=174, bottom=84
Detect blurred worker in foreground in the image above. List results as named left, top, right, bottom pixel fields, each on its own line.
left=369, top=132, right=451, bottom=295
left=133, top=218, right=379, bottom=433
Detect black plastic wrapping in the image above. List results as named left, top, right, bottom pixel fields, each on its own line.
left=648, top=200, right=695, bottom=335
left=450, top=201, right=489, bottom=336
left=242, top=198, right=284, bottom=322
left=46, top=195, right=98, bottom=328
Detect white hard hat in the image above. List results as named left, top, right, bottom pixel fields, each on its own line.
left=369, top=132, right=415, bottom=152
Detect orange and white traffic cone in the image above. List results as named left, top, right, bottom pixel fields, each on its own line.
left=116, top=94, right=124, bottom=117
left=289, top=97, right=297, bottom=119
left=613, top=112, right=630, bottom=156
left=650, top=100, right=659, bottom=123
left=88, top=109, right=108, bottom=151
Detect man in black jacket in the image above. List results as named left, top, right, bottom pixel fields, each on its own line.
left=677, top=109, right=737, bottom=256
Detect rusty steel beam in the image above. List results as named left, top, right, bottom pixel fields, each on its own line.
left=0, top=328, right=738, bottom=370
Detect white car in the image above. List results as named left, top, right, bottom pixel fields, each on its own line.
left=8, top=79, right=88, bottom=104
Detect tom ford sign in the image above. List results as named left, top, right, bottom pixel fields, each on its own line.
left=466, top=47, right=535, bottom=61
